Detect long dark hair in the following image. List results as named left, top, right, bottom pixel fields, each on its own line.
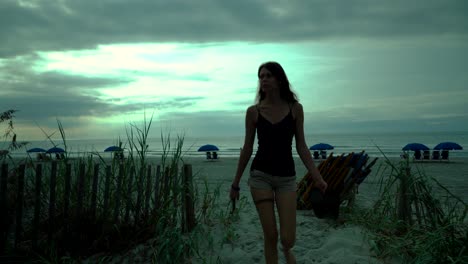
left=255, top=61, right=298, bottom=103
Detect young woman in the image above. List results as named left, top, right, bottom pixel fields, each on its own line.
left=230, top=62, right=327, bottom=264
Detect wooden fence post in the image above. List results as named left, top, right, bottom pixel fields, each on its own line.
left=398, top=167, right=413, bottom=229
left=90, top=163, right=99, bottom=220
left=173, top=166, right=179, bottom=215
left=48, top=161, right=57, bottom=244
left=145, top=165, right=152, bottom=218
left=153, top=165, right=161, bottom=211
left=76, top=162, right=86, bottom=218
left=113, top=164, right=124, bottom=222
left=163, top=166, right=170, bottom=209
left=32, top=163, right=42, bottom=251
left=102, top=165, right=111, bottom=220
left=14, top=164, right=26, bottom=249
left=183, top=164, right=195, bottom=233
left=124, top=166, right=135, bottom=223
left=63, top=163, right=71, bottom=220
left=135, top=166, right=144, bottom=223
left=0, top=163, right=8, bottom=253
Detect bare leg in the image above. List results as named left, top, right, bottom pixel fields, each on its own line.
left=251, top=188, right=278, bottom=264
left=276, top=191, right=297, bottom=264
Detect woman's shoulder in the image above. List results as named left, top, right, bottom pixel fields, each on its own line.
left=246, top=104, right=259, bottom=122
left=246, top=104, right=260, bottom=117
left=291, top=101, right=303, bottom=112
left=247, top=104, right=259, bottom=113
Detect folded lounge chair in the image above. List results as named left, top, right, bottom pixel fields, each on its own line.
left=414, top=150, right=422, bottom=160
left=313, top=151, right=320, bottom=159
left=440, top=150, right=449, bottom=161
left=423, top=150, right=430, bottom=160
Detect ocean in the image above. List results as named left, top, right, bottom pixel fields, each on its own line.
left=5, top=131, right=468, bottom=159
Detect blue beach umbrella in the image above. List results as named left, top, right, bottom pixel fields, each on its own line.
left=46, top=147, right=65, bottom=154
left=198, top=144, right=219, bottom=152
left=309, top=143, right=334, bottom=151
left=104, top=146, right=123, bottom=152
left=27, top=147, right=47, bottom=153
left=434, top=142, right=463, bottom=150
left=402, top=143, right=430, bottom=151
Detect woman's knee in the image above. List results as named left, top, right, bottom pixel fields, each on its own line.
left=281, top=236, right=295, bottom=250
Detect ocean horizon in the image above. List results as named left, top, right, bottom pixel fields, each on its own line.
left=5, top=131, right=468, bottom=159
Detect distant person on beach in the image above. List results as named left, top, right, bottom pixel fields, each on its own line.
left=230, top=61, right=327, bottom=264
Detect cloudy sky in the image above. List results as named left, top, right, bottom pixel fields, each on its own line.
left=1, top=0, right=468, bottom=141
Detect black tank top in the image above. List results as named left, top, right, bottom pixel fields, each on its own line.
left=250, top=103, right=296, bottom=176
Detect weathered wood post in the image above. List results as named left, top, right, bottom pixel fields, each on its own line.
left=182, top=164, right=195, bottom=233
left=398, top=166, right=413, bottom=229
left=76, top=162, right=86, bottom=218
left=14, top=164, right=25, bottom=249
left=63, top=163, right=71, bottom=220
left=102, top=165, right=111, bottom=219
left=113, top=164, right=124, bottom=222
left=135, top=165, right=144, bottom=223
left=32, top=163, right=42, bottom=250
left=153, top=165, right=161, bottom=212
left=0, top=163, right=9, bottom=252
left=90, top=163, right=100, bottom=220
left=145, top=165, right=152, bottom=218
left=124, top=166, right=135, bottom=223
left=48, top=161, right=57, bottom=244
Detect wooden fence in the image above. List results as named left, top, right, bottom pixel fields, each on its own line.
left=0, top=161, right=196, bottom=257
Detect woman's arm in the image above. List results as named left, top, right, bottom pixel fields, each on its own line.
left=293, top=103, right=327, bottom=192
left=232, top=105, right=257, bottom=188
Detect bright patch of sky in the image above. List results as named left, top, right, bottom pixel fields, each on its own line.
left=36, top=42, right=325, bottom=114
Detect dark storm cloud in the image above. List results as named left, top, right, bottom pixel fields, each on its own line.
left=0, top=55, right=203, bottom=123
left=1, top=0, right=467, bottom=57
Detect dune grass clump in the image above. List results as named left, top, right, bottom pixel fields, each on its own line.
left=349, top=156, right=467, bottom=263
left=1, top=111, right=242, bottom=263
left=1, top=109, right=29, bottom=163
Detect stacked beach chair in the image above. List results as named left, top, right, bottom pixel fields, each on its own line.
left=297, top=151, right=378, bottom=219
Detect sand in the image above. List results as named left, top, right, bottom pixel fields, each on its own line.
left=180, top=155, right=468, bottom=264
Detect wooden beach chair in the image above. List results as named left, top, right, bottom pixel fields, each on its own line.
left=297, top=151, right=378, bottom=219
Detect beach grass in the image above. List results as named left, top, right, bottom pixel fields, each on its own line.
left=347, top=155, right=468, bottom=263
left=1, top=109, right=246, bottom=263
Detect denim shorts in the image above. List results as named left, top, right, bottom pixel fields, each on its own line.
left=248, top=169, right=297, bottom=192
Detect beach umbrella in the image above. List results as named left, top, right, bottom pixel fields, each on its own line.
left=46, top=147, right=65, bottom=154
left=309, top=143, right=334, bottom=151
left=434, top=142, right=463, bottom=150
left=27, top=147, right=46, bottom=153
left=402, top=143, right=429, bottom=151
left=198, top=144, right=219, bottom=152
left=104, top=145, right=123, bottom=152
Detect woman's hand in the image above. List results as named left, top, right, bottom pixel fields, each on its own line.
left=314, top=178, right=328, bottom=193
left=311, top=173, right=328, bottom=193
left=230, top=184, right=240, bottom=201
